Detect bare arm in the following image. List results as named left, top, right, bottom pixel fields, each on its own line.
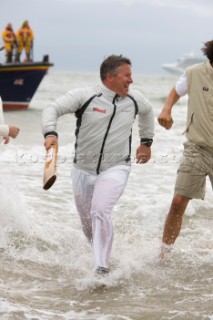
left=158, top=87, right=180, bottom=130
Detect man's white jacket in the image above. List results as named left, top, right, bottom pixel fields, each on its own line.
left=42, top=84, right=154, bottom=174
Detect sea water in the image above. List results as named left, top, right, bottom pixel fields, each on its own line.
left=0, top=71, right=212, bottom=320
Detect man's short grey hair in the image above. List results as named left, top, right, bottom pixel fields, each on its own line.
left=100, top=54, right=132, bottom=81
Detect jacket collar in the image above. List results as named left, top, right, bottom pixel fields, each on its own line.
left=99, top=83, right=118, bottom=100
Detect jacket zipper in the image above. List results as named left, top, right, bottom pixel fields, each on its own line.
left=96, top=95, right=117, bottom=174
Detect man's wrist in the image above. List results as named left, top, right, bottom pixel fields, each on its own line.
left=44, top=131, right=58, bottom=138
left=140, top=138, right=153, bottom=147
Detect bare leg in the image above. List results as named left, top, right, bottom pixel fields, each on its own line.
left=160, top=194, right=190, bottom=259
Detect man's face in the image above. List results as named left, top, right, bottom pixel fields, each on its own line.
left=108, top=64, right=133, bottom=97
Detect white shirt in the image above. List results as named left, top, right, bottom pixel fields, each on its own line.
left=0, top=97, right=9, bottom=137
left=175, top=72, right=187, bottom=96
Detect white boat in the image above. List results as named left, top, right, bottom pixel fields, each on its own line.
left=162, top=52, right=206, bottom=75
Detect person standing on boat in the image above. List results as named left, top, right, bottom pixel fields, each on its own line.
left=158, top=39, right=213, bottom=259
left=15, top=20, right=34, bottom=62
left=1, top=23, right=17, bottom=63
left=0, top=97, right=20, bottom=143
left=42, top=54, right=154, bottom=274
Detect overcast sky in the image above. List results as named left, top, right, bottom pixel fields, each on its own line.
left=1, top=0, right=212, bottom=74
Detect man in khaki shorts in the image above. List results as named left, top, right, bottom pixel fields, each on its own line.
left=158, top=39, right=213, bottom=258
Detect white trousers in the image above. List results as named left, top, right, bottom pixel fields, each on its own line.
left=71, top=165, right=130, bottom=269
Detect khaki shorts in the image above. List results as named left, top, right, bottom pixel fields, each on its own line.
left=175, top=141, right=213, bottom=199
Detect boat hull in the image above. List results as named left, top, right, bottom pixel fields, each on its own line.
left=0, top=59, right=53, bottom=111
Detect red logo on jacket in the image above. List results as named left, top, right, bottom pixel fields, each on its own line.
left=93, top=107, right=106, bottom=113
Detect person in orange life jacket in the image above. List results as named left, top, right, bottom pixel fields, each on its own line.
left=42, top=54, right=154, bottom=274
left=15, top=20, right=34, bottom=62
left=1, top=23, right=17, bottom=63
left=0, top=96, right=20, bottom=143
left=158, top=40, right=213, bottom=260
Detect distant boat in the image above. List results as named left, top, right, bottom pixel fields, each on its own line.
left=162, top=52, right=206, bottom=76
left=0, top=55, right=53, bottom=111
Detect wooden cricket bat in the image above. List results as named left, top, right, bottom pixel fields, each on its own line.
left=43, top=144, right=58, bottom=190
